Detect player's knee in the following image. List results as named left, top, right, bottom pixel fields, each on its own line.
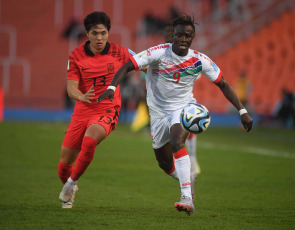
left=170, top=140, right=185, bottom=153
left=59, top=156, right=72, bottom=165
left=59, top=147, right=79, bottom=165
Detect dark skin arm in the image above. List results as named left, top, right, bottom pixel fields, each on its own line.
left=97, top=60, right=135, bottom=102
left=216, top=76, right=253, bottom=132
left=97, top=64, right=253, bottom=131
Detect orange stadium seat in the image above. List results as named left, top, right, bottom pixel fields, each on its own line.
left=1, top=0, right=294, bottom=115
left=213, top=7, right=295, bottom=114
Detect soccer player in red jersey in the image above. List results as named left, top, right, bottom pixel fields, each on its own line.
left=58, top=11, right=135, bottom=208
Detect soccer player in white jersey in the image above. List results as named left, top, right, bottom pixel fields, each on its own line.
left=97, top=15, right=253, bottom=215
left=164, top=23, right=201, bottom=189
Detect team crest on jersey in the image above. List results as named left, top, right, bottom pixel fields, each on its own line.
left=162, top=61, right=174, bottom=65
left=186, top=67, right=195, bottom=74
left=107, top=63, right=114, bottom=73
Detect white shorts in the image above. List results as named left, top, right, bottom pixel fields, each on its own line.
left=150, top=108, right=183, bottom=149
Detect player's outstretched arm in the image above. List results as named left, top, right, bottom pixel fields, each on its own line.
left=216, top=77, right=253, bottom=132
left=97, top=61, right=135, bottom=103
left=67, top=80, right=95, bottom=103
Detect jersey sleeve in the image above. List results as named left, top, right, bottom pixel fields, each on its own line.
left=130, top=44, right=167, bottom=71
left=128, top=49, right=136, bottom=56
left=121, top=48, right=134, bottom=64
left=67, top=52, right=80, bottom=81
left=198, top=52, right=222, bottom=84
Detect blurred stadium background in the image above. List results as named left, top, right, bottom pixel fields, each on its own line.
left=1, top=2, right=295, bottom=228
left=0, top=0, right=295, bottom=128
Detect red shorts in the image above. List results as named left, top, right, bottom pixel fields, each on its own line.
left=62, top=111, right=119, bottom=150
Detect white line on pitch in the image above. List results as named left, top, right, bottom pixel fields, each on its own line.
left=199, top=142, right=295, bottom=159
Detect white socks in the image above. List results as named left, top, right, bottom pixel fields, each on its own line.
left=67, top=177, right=77, bottom=185
left=185, top=135, right=197, bottom=172
left=169, top=169, right=179, bottom=180
left=174, top=154, right=191, bottom=199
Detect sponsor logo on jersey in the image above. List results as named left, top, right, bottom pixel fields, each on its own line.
left=162, top=61, right=174, bottom=65
left=147, top=44, right=169, bottom=56
left=82, top=67, right=90, bottom=71
left=182, top=182, right=191, bottom=186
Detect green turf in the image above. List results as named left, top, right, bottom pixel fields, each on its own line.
left=0, top=122, right=294, bottom=229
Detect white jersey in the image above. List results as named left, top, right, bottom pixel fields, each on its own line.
left=130, top=43, right=222, bottom=118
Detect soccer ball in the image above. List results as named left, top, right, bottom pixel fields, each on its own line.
left=180, top=103, right=211, bottom=134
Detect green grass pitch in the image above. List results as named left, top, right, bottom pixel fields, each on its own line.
left=0, top=122, right=294, bottom=229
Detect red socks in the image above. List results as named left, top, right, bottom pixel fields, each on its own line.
left=70, top=136, right=97, bottom=181
left=58, top=161, right=73, bottom=184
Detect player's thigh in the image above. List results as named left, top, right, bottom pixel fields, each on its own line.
left=169, top=109, right=189, bottom=151
left=154, top=142, right=173, bottom=162
left=60, top=146, right=80, bottom=165
left=170, top=123, right=189, bottom=152
left=62, top=118, right=87, bottom=150
left=85, top=123, right=106, bottom=144
left=150, top=116, right=170, bottom=149
left=86, top=113, right=118, bottom=143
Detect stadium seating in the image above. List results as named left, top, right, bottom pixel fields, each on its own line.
left=0, top=0, right=294, bottom=117
left=194, top=6, right=295, bottom=115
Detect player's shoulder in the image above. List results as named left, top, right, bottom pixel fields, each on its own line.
left=109, top=42, right=135, bottom=57
left=146, top=43, right=170, bottom=56
left=69, top=44, right=85, bottom=60
left=109, top=41, right=122, bottom=49
left=193, top=50, right=211, bottom=62
left=71, top=43, right=85, bottom=54
left=109, top=42, right=128, bottom=52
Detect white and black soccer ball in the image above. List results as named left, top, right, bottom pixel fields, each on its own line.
left=180, top=103, right=211, bottom=134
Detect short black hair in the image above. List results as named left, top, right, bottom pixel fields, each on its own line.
left=172, top=14, right=195, bottom=33
left=84, top=11, right=111, bottom=32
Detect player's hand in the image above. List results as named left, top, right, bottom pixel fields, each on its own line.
left=97, top=89, right=115, bottom=103
left=78, top=85, right=95, bottom=103
left=241, top=113, right=253, bottom=132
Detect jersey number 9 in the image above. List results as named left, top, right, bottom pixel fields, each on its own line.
left=173, top=72, right=181, bottom=83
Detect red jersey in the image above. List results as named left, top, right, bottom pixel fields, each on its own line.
left=67, top=41, right=133, bottom=116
